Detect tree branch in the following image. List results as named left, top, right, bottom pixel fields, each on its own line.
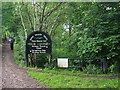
left=43, top=2, right=63, bottom=22
left=18, top=2, right=27, bottom=39
left=39, top=2, right=47, bottom=31
left=26, top=4, right=34, bottom=30
left=49, top=14, right=60, bottom=35
left=33, top=2, right=37, bottom=31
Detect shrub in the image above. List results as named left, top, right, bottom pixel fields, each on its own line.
left=108, top=61, right=119, bottom=74
left=14, top=43, right=25, bottom=66
left=35, top=54, right=53, bottom=68
left=83, top=64, right=101, bottom=74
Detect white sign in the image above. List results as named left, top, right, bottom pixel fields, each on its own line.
left=57, top=58, right=68, bottom=68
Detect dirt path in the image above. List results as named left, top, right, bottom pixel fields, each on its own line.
left=2, top=43, right=46, bottom=88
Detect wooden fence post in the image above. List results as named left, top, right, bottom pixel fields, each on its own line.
left=101, top=57, right=108, bottom=74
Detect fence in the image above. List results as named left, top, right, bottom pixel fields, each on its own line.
left=57, top=57, right=108, bottom=74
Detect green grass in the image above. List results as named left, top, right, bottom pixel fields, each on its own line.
left=28, top=71, right=118, bottom=88
left=27, top=67, right=118, bottom=77
left=43, top=68, right=88, bottom=76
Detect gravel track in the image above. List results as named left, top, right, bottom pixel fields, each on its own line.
left=2, top=43, right=46, bottom=88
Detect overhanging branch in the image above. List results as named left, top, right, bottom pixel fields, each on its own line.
left=43, top=2, right=64, bottom=21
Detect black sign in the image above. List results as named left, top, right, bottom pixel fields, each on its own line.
left=26, top=31, right=52, bottom=66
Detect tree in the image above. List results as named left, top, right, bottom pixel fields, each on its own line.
left=10, top=2, right=65, bottom=67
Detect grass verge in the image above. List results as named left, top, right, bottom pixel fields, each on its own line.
left=28, top=71, right=118, bottom=88
left=27, top=67, right=118, bottom=77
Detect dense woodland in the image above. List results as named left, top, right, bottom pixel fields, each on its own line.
left=2, top=2, right=120, bottom=74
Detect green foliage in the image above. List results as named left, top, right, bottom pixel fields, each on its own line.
left=77, top=37, right=102, bottom=58
left=14, top=43, right=25, bottom=66
left=36, top=54, right=48, bottom=68
left=14, top=30, right=26, bottom=66
left=83, top=64, right=101, bottom=74
left=65, top=2, right=120, bottom=73
left=108, top=62, right=119, bottom=74
left=104, top=35, right=120, bottom=59
left=54, top=48, right=68, bottom=57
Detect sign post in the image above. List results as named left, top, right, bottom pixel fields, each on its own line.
left=26, top=31, right=52, bottom=67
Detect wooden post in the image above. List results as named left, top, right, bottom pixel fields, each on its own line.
left=101, top=57, right=108, bottom=74
left=26, top=43, right=29, bottom=67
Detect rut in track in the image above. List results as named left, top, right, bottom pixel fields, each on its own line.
left=2, top=43, right=46, bottom=88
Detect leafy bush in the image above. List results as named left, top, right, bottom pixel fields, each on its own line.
left=83, top=64, right=101, bottom=74
left=14, top=32, right=26, bottom=66
left=77, top=35, right=120, bottom=73
left=36, top=54, right=48, bottom=68
left=108, top=62, right=119, bottom=74
left=77, top=37, right=102, bottom=58
left=14, top=43, right=25, bottom=66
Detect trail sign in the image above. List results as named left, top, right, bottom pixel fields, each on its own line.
left=26, top=31, right=52, bottom=66
left=57, top=58, right=68, bottom=68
